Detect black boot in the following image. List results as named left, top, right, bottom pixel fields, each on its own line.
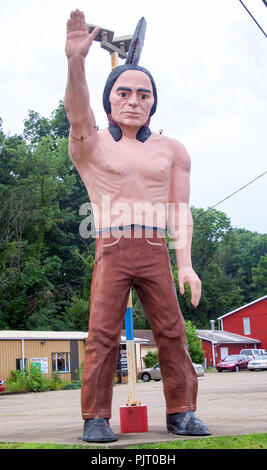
left=166, top=411, right=211, bottom=436
left=83, top=418, right=118, bottom=442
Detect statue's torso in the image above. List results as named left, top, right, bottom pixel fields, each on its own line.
left=73, top=130, right=176, bottom=230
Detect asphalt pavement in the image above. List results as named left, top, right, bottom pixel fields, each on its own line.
left=0, top=370, right=267, bottom=448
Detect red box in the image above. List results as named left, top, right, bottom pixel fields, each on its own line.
left=120, top=404, right=148, bottom=433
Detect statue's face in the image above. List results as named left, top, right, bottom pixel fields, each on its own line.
left=109, top=70, right=154, bottom=129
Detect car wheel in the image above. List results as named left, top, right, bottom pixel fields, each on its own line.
left=249, top=369, right=255, bottom=371
left=217, top=369, right=222, bottom=372
left=235, top=365, right=240, bottom=372
left=142, top=373, right=151, bottom=382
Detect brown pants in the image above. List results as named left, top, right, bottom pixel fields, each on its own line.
left=81, top=227, right=198, bottom=419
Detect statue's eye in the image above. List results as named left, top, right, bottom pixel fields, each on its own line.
left=141, top=94, right=147, bottom=100
left=121, top=92, right=127, bottom=97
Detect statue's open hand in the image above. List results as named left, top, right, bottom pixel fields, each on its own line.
left=65, top=9, right=100, bottom=59
left=178, top=266, right=202, bottom=308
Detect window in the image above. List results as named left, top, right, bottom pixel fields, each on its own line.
left=16, top=358, right=27, bottom=371
left=52, top=353, right=70, bottom=373
left=243, top=317, right=251, bottom=335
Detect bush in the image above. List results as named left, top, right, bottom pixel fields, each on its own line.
left=63, top=380, right=81, bottom=390
left=143, top=351, right=158, bottom=368
left=5, top=366, right=65, bottom=393
left=62, top=363, right=84, bottom=390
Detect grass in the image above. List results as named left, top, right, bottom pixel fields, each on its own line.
left=127, top=433, right=267, bottom=449
left=1, top=433, right=267, bottom=450
left=0, top=442, right=103, bottom=450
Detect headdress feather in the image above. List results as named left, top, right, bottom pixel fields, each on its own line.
left=125, top=17, right=147, bottom=65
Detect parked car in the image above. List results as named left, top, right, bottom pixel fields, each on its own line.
left=0, top=379, right=5, bottom=393
left=216, top=354, right=250, bottom=372
left=239, top=349, right=266, bottom=359
left=138, top=362, right=204, bottom=382
left=248, top=354, right=267, bottom=371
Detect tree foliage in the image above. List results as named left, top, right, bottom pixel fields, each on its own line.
left=185, top=320, right=204, bottom=364
left=0, top=101, right=266, bottom=333
left=143, top=351, right=159, bottom=368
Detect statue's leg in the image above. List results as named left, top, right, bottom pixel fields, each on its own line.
left=133, top=233, right=211, bottom=435
left=81, top=235, right=132, bottom=442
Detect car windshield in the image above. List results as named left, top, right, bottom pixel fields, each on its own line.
left=223, top=355, right=239, bottom=361
left=255, top=354, right=267, bottom=360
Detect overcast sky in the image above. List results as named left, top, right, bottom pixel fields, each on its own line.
left=1, top=0, right=266, bottom=233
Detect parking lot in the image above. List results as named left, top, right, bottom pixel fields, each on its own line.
left=0, top=370, right=266, bottom=447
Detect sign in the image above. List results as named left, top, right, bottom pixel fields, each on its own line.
left=120, top=350, right=128, bottom=371
left=30, top=357, right=48, bottom=374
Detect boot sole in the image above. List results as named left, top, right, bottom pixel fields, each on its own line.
left=167, top=426, right=211, bottom=436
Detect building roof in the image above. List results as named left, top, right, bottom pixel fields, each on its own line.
left=121, top=329, right=155, bottom=345
left=196, top=329, right=260, bottom=345
left=0, top=330, right=149, bottom=344
left=217, top=295, right=267, bottom=320
left=1, top=328, right=259, bottom=346
left=0, top=330, right=88, bottom=341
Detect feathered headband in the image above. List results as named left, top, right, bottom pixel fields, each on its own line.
left=102, top=18, right=157, bottom=142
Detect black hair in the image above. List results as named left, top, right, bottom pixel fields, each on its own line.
left=102, top=64, right=157, bottom=142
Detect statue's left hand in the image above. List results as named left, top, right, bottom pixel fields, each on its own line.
left=178, top=266, right=202, bottom=308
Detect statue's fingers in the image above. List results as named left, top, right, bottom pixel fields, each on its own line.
left=179, top=279, right=185, bottom=295
left=67, top=19, right=74, bottom=33
left=191, top=281, right=201, bottom=308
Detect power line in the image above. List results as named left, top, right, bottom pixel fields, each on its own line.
left=207, top=170, right=267, bottom=210
left=238, top=0, right=267, bottom=38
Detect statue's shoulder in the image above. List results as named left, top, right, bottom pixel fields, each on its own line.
left=167, top=136, right=191, bottom=170
left=150, top=133, right=190, bottom=169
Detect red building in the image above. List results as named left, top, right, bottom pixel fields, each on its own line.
left=197, top=329, right=260, bottom=367
left=217, top=295, right=267, bottom=349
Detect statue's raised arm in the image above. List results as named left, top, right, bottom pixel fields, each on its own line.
left=64, top=10, right=100, bottom=160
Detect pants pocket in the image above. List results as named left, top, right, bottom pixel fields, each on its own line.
left=103, top=236, right=122, bottom=248
left=145, top=239, right=164, bottom=247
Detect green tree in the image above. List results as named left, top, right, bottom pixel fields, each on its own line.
left=65, top=297, right=90, bottom=331
left=143, top=351, right=158, bottom=368
left=251, top=254, right=267, bottom=298
left=185, top=320, right=204, bottom=364
left=50, top=99, right=70, bottom=139
left=132, top=290, right=150, bottom=329
left=0, top=102, right=95, bottom=331
left=23, top=110, right=52, bottom=144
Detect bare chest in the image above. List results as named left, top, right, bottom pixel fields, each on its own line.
left=91, top=140, right=172, bottom=186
